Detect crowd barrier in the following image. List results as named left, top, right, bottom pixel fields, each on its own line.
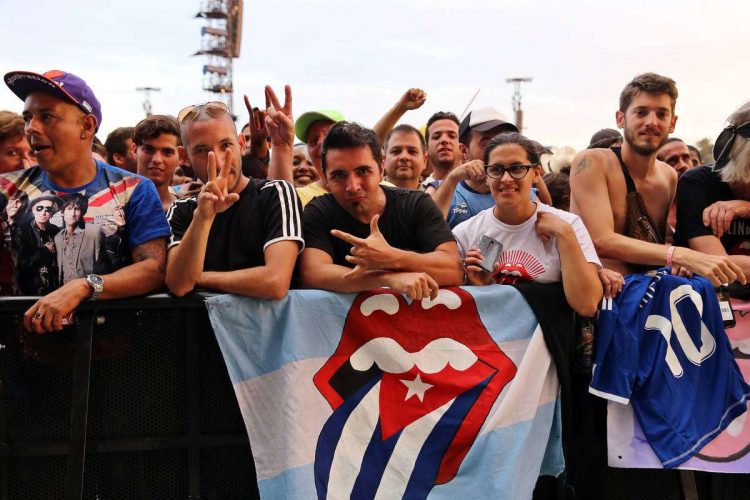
left=0, top=292, right=749, bottom=500
left=0, top=294, right=259, bottom=500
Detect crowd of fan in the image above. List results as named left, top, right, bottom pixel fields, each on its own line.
left=0, top=69, right=747, bottom=335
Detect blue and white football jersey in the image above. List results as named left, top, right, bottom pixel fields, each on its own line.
left=590, top=269, right=750, bottom=468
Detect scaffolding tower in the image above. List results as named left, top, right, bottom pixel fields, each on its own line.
left=505, top=77, right=532, bottom=134
left=193, top=0, right=243, bottom=115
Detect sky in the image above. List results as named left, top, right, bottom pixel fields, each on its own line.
left=2, top=0, right=749, bottom=150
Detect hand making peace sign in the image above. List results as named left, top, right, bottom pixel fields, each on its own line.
left=264, top=84, right=294, bottom=148
left=196, top=148, right=240, bottom=219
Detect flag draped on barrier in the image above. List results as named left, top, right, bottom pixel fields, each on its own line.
left=206, top=286, right=564, bottom=499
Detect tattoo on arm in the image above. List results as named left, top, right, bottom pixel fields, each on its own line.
left=574, top=156, right=591, bottom=176
left=132, top=238, right=167, bottom=273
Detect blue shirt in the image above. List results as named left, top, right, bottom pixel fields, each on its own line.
left=590, top=269, right=750, bottom=467
left=0, top=161, right=169, bottom=295
left=446, top=181, right=494, bottom=229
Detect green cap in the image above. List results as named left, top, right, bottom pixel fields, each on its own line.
left=295, top=110, right=345, bottom=143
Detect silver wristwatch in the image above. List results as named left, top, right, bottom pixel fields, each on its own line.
left=85, top=274, right=104, bottom=300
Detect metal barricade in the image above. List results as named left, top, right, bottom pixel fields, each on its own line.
left=0, top=294, right=259, bottom=500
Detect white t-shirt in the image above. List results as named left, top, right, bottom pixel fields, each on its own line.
left=452, top=203, right=601, bottom=284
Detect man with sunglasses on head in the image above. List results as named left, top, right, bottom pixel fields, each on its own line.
left=570, top=73, right=745, bottom=298
left=165, top=101, right=302, bottom=299
left=674, top=102, right=750, bottom=275
left=0, top=69, right=170, bottom=334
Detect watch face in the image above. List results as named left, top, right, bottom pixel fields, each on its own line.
left=88, top=275, right=104, bottom=286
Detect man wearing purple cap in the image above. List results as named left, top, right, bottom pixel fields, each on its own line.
left=0, top=69, right=170, bottom=333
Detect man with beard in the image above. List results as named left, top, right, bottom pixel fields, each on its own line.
left=570, top=72, right=744, bottom=296
left=166, top=102, right=302, bottom=299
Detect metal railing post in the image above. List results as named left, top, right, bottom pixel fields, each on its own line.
left=64, top=312, right=94, bottom=500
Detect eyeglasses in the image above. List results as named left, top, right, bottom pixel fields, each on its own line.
left=484, top=163, right=536, bottom=179
left=713, top=121, right=750, bottom=168
left=177, top=101, right=231, bottom=124
left=34, top=205, right=55, bottom=213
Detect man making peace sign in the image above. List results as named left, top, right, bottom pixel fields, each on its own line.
left=165, top=101, right=303, bottom=299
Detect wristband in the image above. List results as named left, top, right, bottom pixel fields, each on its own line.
left=666, top=246, right=676, bottom=268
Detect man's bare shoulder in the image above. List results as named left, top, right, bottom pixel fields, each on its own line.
left=571, top=148, right=617, bottom=178
left=655, top=158, right=678, bottom=187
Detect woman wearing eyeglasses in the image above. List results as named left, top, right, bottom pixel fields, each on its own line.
left=452, top=133, right=602, bottom=316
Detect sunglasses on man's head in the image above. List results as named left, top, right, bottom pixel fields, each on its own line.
left=713, top=121, right=750, bottom=168
left=177, top=101, right=231, bottom=125
left=35, top=205, right=55, bottom=213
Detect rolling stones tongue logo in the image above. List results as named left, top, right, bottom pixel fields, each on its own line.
left=493, top=249, right=545, bottom=285
left=697, top=298, right=750, bottom=462
left=313, top=288, right=516, bottom=492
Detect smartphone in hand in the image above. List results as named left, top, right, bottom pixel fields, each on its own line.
left=477, top=235, right=503, bottom=273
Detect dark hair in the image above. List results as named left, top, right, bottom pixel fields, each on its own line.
left=0, top=111, right=24, bottom=143
left=687, top=144, right=702, bottom=163
left=587, top=128, right=623, bottom=149
left=664, top=137, right=684, bottom=144
left=543, top=172, right=571, bottom=211
left=619, top=72, right=678, bottom=113
left=133, top=115, right=180, bottom=147
left=483, top=132, right=540, bottom=166
left=92, top=139, right=107, bottom=159
left=425, top=111, right=460, bottom=144
left=321, top=121, right=382, bottom=173
left=1, top=190, right=28, bottom=222
left=60, top=194, right=88, bottom=229
left=384, top=124, right=425, bottom=153
left=104, top=127, right=134, bottom=164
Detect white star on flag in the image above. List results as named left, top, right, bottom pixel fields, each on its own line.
left=400, top=374, right=433, bottom=402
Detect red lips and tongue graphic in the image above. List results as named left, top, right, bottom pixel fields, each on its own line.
left=492, top=250, right=545, bottom=285
left=314, top=288, right=516, bottom=484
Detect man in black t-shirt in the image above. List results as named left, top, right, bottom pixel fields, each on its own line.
left=674, top=101, right=750, bottom=275
left=165, top=102, right=303, bottom=299
left=300, top=122, right=463, bottom=300
left=675, top=165, right=750, bottom=263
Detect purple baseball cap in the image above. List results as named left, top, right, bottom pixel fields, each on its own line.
left=4, top=70, right=102, bottom=131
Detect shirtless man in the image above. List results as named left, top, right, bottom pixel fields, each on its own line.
left=570, top=72, right=744, bottom=297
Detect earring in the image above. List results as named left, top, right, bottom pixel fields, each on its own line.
left=81, top=133, right=86, bottom=139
